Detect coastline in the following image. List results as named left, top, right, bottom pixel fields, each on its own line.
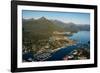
left=50, top=36, right=76, bottom=53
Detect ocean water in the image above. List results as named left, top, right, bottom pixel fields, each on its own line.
left=48, top=31, right=90, bottom=61
left=69, top=31, right=90, bottom=44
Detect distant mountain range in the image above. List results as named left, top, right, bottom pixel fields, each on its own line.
left=22, top=16, right=90, bottom=42
left=23, top=17, right=64, bottom=34
left=23, top=17, right=90, bottom=33
left=51, top=19, right=90, bottom=32
left=23, top=17, right=64, bottom=40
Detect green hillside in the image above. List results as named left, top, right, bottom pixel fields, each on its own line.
left=22, top=17, right=65, bottom=48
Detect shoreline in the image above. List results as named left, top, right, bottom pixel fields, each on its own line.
left=46, top=35, right=76, bottom=53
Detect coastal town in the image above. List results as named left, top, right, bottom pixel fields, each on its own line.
left=23, top=31, right=76, bottom=61
left=22, top=31, right=90, bottom=62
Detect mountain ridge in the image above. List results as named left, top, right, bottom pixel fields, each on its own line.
left=23, top=17, right=90, bottom=33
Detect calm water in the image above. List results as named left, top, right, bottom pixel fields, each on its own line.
left=69, top=31, right=90, bottom=44
left=48, top=31, right=90, bottom=60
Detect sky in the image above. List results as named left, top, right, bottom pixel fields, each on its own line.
left=22, top=10, right=90, bottom=25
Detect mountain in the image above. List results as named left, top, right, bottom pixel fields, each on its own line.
left=51, top=20, right=90, bottom=32
left=23, top=17, right=64, bottom=33
left=51, top=20, right=67, bottom=28
left=78, top=25, right=90, bottom=31
left=23, top=17, right=90, bottom=33
left=38, top=16, right=47, bottom=20
left=22, top=17, right=90, bottom=46
left=22, top=17, right=65, bottom=41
